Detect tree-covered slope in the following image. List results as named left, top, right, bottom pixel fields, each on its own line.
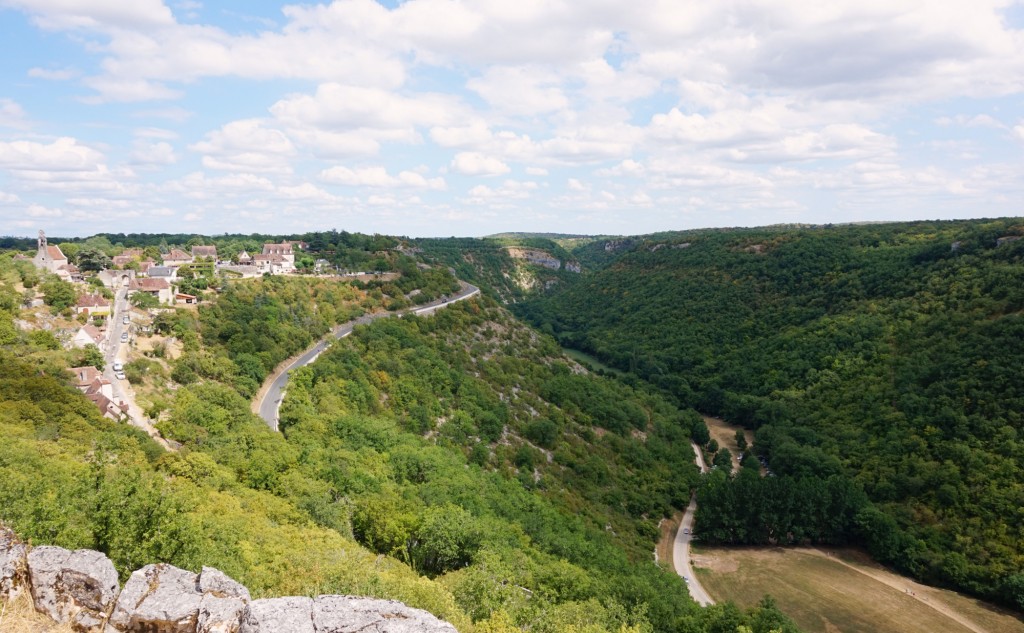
left=519, top=219, right=1024, bottom=609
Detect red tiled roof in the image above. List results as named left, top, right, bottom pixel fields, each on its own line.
left=76, top=293, right=109, bottom=308
left=47, top=244, right=67, bottom=261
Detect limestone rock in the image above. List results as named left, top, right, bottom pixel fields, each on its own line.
left=197, top=567, right=250, bottom=601
left=239, top=596, right=314, bottom=633
left=196, top=567, right=249, bottom=633
left=27, top=546, right=120, bottom=632
left=0, top=525, right=28, bottom=600
left=313, top=595, right=457, bottom=633
left=104, top=563, right=200, bottom=633
left=197, top=594, right=248, bottom=633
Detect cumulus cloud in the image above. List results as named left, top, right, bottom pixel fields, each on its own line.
left=450, top=152, right=510, bottom=176
left=320, top=165, right=445, bottom=190
left=0, top=99, right=29, bottom=129
left=189, top=119, right=295, bottom=173
left=0, top=137, right=104, bottom=171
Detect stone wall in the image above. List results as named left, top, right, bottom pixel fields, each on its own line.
left=0, top=527, right=457, bottom=633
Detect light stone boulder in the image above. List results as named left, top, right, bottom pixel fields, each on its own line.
left=312, top=595, right=458, bottom=633
left=197, top=567, right=250, bottom=601
left=104, top=563, right=201, bottom=633
left=196, top=567, right=250, bottom=633
left=239, top=596, right=314, bottom=633
left=27, top=546, right=120, bottom=632
left=0, top=526, right=28, bottom=601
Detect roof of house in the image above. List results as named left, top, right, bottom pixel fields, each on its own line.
left=262, top=243, right=293, bottom=255
left=253, top=253, right=286, bottom=262
left=130, top=278, right=170, bottom=291
left=176, top=292, right=197, bottom=299
left=148, top=266, right=174, bottom=277
left=47, top=244, right=67, bottom=261
left=163, top=248, right=191, bottom=262
left=68, top=366, right=103, bottom=387
left=76, top=293, right=109, bottom=308
left=192, top=245, right=217, bottom=258
left=78, top=324, right=106, bottom=342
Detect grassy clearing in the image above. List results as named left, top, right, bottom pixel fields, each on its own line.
left=703, top=416, right=755, bottom=473
left=694, top=546, right=1024, bottom=633
left=563, top=347, right=625, bottom=375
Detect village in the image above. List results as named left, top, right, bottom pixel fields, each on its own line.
left=15, top=230, right=317, bottom=426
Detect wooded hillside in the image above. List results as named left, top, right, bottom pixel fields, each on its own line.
left=518, top=219, right=1024, bottom=610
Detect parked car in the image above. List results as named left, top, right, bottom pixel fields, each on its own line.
left=114, top=371, right=126, bottom=381
left=120, top=332, right=129, bottom=343
left=122, top=315, right=130, bottom=324
left=112, top=361, right=123, bottom=372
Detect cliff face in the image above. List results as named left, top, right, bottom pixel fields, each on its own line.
left=0, top=526, right=457, bottom=633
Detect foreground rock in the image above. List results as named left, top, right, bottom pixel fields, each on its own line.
left=0, top=526, right=28, bottom=601
left=104, top=563, right=251, bottom=633
left=3, top=528, right=456, bottom=633
left=27, top=546, right=120, bottom=632
left=313, top=595, right=458, bottom=632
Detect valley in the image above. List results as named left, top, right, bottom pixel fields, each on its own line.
left=2, top=220, right=1023, bottom=632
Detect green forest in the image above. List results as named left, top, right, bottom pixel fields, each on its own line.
left=0, top=240, right=801, bottom=633
left=516, top=219, right=1024, bottom=610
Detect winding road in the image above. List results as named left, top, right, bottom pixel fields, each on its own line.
left=673, top=441, right=715, bottom=606
left=255, top=282, right=480, bottom=429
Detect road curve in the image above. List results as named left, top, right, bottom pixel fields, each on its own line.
left=673, top=442, right=715, bottom=606
left=256, top=282, right=480, bottom=429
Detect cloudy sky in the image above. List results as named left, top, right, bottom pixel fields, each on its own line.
left=1, top=0, right=1023, bottom=238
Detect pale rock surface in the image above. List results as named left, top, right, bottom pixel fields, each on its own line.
left=239, top=596, right=314, bottom=633
left=196, top=567, right=250, bottom=633
left=313, top=595, right=458, bottom=633
left=27, top=546, right=120, bottom=632
left=104, top=563, right=201, bottom=633
left=0, top=526, right=28, bottom=600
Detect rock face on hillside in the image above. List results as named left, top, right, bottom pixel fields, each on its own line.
left=27, top=546, right=120, bottom=632
left=505, top=246, right=579, bottom=273
left=0, top=525, right=458, bottom=633
left=0, top=527, right=27, bottom=601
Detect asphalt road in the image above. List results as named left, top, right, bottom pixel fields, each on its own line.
left=673, top=442, right=715, bottom=606
left=257, top=282, right=480, bottom=429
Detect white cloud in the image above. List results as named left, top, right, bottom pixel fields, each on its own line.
left=320, top=165, right=445, bottom=190
left=130, top=140, right=177, bottom=166
left=0, top=137, right=104, bottom=171
left=450, top=152, right=510, bottom=176
left=0, top=99, right=29, bottom=129
left=28, top=67, right=77, bottom=80
left=467, top=66, right=568, bottom=115
left=190, top=119, right=295, bottom=173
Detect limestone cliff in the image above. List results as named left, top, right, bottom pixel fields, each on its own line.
left=0, top=526, right=457, bottom=633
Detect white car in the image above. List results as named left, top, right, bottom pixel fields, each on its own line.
left=114, top=371, right=126, bottom=381
left=120, top=332, right=129, bottom=343
left=112, top=361, right=123, bottom=372
left=122, top=315, right=130, bottom=324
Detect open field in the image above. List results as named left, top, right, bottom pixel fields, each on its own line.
left=703, top=416, right=754, bottom=473
left=563, top=347, right=625, bottom=375
left=694, top=545, right=1024, bottom=633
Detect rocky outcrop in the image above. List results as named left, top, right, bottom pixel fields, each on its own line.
left=0, top=527, right=27, bottom=601
left=1, top=526, right=458, bottom=633
left=237, top=595, right=458, bottom=633
left=505, top=247, right=562, bottom=271
left=27, top=546, right=120, bottom=632
left=313, top=595, right=458, bottom=632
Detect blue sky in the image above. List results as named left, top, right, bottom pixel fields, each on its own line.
left=0, top=0, right=1022, bottom=238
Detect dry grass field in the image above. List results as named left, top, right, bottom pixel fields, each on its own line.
left=703, top=416, right=756, bottom=473
left=0, top=592, right=75, bottom=633
left=694, top=545, right=1024, bottom=633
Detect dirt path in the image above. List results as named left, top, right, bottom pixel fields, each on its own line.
left=803, top=549, right=991, bottom=633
